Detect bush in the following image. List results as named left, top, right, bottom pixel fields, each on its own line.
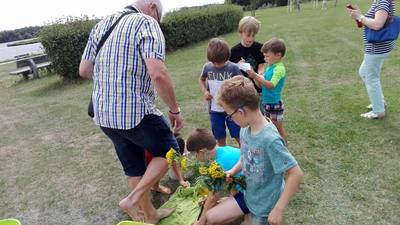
left=39, top=16, right=97, bottom=80
left=161, top=4, right=243, bottom=51
left=39, top=5, right=242, bottom=79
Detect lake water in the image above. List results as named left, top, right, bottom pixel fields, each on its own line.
left=0, top=41, right=45, bottom=61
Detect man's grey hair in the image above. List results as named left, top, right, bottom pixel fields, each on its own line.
left=133, top=0, right=163, bottom=14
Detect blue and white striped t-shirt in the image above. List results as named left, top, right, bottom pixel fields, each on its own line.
left=82, top=7, right=165, bottom=129
left=363, top=0, right=396, bottom=54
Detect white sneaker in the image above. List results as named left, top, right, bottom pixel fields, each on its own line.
left=360, top=111, right=385, bottom=119
left=366, top=103, right=387, bottom=110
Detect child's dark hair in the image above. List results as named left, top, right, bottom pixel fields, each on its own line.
left=207, top=38, right=230, bottom=64
left=174, top=133, right=185, bottom=155
left=261, top=38, right=286, bottom=57
left=186, top=128, right=216, bottom=153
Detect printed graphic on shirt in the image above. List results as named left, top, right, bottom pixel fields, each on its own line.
left=201, top=62, right=241, bottom=112
left=241, top=139, right=265, bottom=183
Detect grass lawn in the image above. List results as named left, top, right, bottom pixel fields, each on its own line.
left=1, top=2, right=399, bottom=225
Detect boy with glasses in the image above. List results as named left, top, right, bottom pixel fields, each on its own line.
left=218, top=76, right=303, bottom=225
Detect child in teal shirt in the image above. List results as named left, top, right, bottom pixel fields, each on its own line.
left=218, top=75, right=303, bottom=225
left=246, top=38, right=288, bottom=145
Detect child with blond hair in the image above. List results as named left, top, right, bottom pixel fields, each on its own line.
left=218, top=76, right=303, bottom=225
left=230, top=16, right=265, bottom=93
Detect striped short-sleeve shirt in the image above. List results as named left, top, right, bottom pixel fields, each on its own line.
left=82, top=7, right=165, bottom=130
left=363, top=0, right=396, bottom=54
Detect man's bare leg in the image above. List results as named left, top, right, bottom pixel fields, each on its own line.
left=119, top=157, right=174, bottom=223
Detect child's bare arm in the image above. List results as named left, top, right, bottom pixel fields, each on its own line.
left=257, top=63, right=265, bottom=74
left=268, top=165, right=304, bottom=225
left=199, top=77, right=212, bottom=101
left=246, top=70, right=275, bottom=89
left=226, top=161, right=242, bottom=182
left=172, top=161, right=189, bottom=188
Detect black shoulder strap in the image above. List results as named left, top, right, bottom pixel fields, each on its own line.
left=95, top=6, right=138, bottom=57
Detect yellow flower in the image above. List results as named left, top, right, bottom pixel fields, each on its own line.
left=180, top=158, right=187, bottom=172
left=208, top=161, right=225, bottom=179
left=199, top=166, right=208, bottom=175
left=199, top=186, right=209, bottom=197
left=166, top=148, right=176, bottom=167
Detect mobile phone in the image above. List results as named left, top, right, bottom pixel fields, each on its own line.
left=346, top=4, right=363, bottom=28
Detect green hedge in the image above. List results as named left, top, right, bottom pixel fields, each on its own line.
left=39, top=17, right=97, bottom=80
left=161, top=4, right=243, bottom=50
left=39, top=5, right=242, bottom=79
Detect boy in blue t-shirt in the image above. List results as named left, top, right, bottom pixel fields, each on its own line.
left=246, top=38, right=288, bottom=145
left=186, top=128, right=250, bottom=225
left=199, top=38, right=242, bottom=147
left=218, top=76, right=303, bottom=225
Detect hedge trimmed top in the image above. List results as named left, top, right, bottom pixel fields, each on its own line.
left=39, top=4, right=243, bottom=79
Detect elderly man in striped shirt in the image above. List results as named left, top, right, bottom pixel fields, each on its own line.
left=79, top=0, right=183, bottom=223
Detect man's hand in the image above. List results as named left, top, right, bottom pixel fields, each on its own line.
left=168, top=112, right=183, bottom=134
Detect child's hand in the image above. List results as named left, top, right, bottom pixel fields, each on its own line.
left=268, top=206, right=284, bottom=225
left=225, top=169, right=234, bottom=183
left=179, top=180, right=190, bottom=188
left=203, top=91, right=213, bottom=101
left=246, top=69, right=256, bottom=78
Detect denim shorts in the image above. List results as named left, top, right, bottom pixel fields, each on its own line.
left=100, top=114, right=179, bottom=177
left=233, top=192, right=250, bottom=214
left=209, top=111, right=240, bottom=140
left=262, top=101, right=285, bottom=121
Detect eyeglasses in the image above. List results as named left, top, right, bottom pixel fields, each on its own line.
left=226, top=107, right=243, bottom=121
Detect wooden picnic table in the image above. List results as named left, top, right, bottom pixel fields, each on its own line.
left=9, top=54, right=52, bottom=79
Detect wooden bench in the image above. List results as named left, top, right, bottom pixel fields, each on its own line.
left=9, top=54, right=52, bottom=79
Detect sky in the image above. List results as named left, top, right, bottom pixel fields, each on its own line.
left=0, top=0, right=225, bottom=31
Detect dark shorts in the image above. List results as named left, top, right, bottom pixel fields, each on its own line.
left=262, top=101, right=285, bottom=121
left=209, top=111, right=241, bottom=140
left=234, top=192, right=250, bottom=214
left=100, top=114, right=179, bottom=177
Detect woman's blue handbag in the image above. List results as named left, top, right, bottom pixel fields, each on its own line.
left=365, top=16, right=400, bottom=43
